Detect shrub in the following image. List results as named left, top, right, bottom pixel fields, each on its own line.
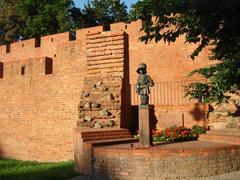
left=135, top=125, right=207, bottom=142
left=191, top=125, right=208, bottom=135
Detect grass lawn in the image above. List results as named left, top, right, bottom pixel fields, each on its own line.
left=0, top=158, right=79, bottom=180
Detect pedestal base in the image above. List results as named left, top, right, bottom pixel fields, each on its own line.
left=139, top=105, right=152, bottom=146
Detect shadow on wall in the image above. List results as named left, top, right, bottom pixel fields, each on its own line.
left=190, top=103, right=207, bottom=122
left=121, top=32, right=131, bottom=129
left=130, top=105, right=158, bottom=132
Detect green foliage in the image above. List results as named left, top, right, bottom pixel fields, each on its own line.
left=0, top=0, right=129, bottom=43
left=82, top=1, right=98, bottom=27
left=0, top=0, right=23, bottom=44
left=130, top=0, right=240, bottom=103
left=82, top=0, right=128, bottom=27
left=0, top=0, right=4, bottom=7
left=191, top=125, right=207, bottom=135
left=69, top=6, right=85, bottom=30
left=0, top=0, right=78, bottom=43
left=0, top=159, right=78, bottom=180
left=18, top=0, right=75, bottom=39
left=185, top=53, right=240, bottom=103
left=130, top=0, right=240, bottom=61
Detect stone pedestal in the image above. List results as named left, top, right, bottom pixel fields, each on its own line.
left=139, top=105, right=152, bottom=146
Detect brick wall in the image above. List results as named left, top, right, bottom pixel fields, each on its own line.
left=77, top=31, right=131, bottom=129
left=0, top=21, right=214, bottom=161
left=0, top=31, right=87, bottom=161
left=74, top=128, right=135, bottom=174
left=91, top=144, right=240, bottom=179
left=74, top=140, right=240, bottom=179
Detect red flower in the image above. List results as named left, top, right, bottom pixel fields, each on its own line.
left=155, top=130, right=163, bottom=137
left=152, top=129, right=157, bottom=135
left=181, top=130, right=189, bottom=136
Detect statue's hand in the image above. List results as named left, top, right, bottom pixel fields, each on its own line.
left=149, top=82, right=154, bottom=87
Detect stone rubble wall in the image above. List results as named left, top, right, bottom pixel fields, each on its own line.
left=77, top=31, right=127, bottom=129
left=208, top=90, right=240, bottom=130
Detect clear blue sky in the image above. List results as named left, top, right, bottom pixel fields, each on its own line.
left=73, top=0, right=139, bottom=11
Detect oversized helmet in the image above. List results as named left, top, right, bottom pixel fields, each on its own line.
left=136, top=63, right=147, bottom=74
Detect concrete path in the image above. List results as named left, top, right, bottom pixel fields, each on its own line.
left=70, top=170, right=240, bottom=180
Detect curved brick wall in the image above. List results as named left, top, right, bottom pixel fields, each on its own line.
left=90, top=142, right=240, bottom=179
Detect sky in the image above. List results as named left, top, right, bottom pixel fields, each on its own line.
left=73, top=0, right=139, bottom=11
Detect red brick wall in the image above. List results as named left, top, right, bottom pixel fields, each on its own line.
left=111, top=21, right=214, bottom=129
left=88, top=143, right=240, bottom=179
left=110, top=21, right=215, bottom=83
left=0, top=21, right=214, bottom=161
left=0, top=31, right=88, bottom=161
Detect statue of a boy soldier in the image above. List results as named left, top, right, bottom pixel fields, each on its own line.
left=136, top=63, right=154, bottom=105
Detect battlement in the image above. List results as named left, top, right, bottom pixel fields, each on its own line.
left=0, top=32, right=71, bottom=54
left=0, top=20, right=142, bottom=57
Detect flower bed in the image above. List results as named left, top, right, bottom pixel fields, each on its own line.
left=134, top=125, right=208, bottom=142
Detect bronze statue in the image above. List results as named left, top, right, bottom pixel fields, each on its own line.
left=136, top=63, right=154, bottom=105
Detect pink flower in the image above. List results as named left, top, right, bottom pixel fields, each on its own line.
left=181, top=130, right=189, bottom=136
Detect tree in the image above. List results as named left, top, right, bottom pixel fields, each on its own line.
left=17, top=0, right=76, bottom=39
left=69, top=6, right=85, bottom=30
left=0, top=0, right=85, bottom=43
left=130, top=0, right=240, bottom=103
left=0, top=0, right=23, bottom=45
left=82, top=0, right=128, bottom=27
left=0, top=0, right=129, bottom=44
left=82, top=1, right=98, bottom=27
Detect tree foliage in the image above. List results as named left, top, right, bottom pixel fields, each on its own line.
left=0, top=0, right=77, bottom=43
left=185, top=54, right=240, bottom=102
left=130, top=0, right=240, bottom=103
left=69, top=6, right=85, bottom=30
left=0, top=0, right=23, bottom=45
left=0, top=0, right=129, bottom=44
left=18, top=0, right=75, bottom=39
left=82, top=0, right=128, bottom=27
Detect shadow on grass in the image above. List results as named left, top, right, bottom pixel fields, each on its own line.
left=0, top=159, right=79, bottom=180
